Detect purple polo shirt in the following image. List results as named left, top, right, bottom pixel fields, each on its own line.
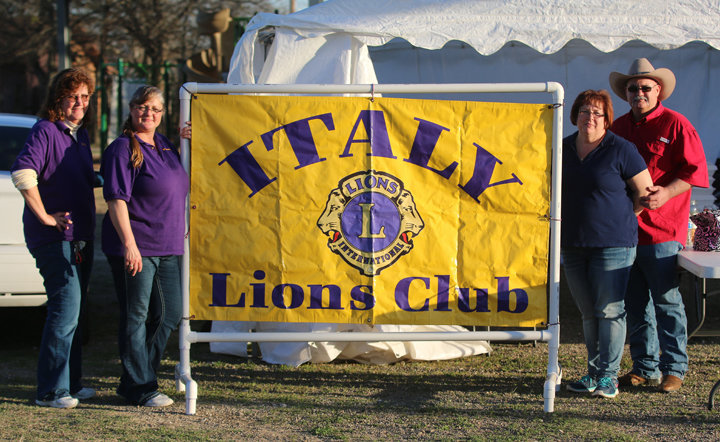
left=11, top=119, right=96, bottom=249
left=101, top=133, right=189, bottom=257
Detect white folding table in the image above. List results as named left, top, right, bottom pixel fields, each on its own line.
left=676, top=250, right=720, bottom=410
left=677, top=250, right=720, bottom=337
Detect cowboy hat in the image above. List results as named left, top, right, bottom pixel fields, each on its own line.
left=609, top=58, right=676, bottom=102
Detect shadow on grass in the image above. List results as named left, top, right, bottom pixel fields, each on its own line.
left=182, top=354, right=546, bottom=405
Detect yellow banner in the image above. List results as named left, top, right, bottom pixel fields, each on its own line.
left=189, top=94, right=552, bottom=327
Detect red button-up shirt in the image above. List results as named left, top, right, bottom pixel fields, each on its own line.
left=611, top=103, right=708, bottom=246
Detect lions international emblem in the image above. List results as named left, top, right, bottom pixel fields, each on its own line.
left=317, top=170, right=424, bottom=276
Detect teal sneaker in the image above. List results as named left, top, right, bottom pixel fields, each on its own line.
left=567, top=375, right=597, bottom=393
left=592, top=377, right=619, bottom=398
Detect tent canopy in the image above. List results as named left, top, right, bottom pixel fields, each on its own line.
left=228, top=0, right=720, bottom=160
left=237, top=0, right=720, bottom=55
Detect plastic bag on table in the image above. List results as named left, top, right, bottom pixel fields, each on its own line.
left=691, top=209, right=720, bottom=251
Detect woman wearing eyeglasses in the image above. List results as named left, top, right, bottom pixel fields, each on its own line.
left=101, top=85, right=190, bottom=407
left=10, top=68, right=97, bottom=409
left=561, top=90, right=653, bottom=399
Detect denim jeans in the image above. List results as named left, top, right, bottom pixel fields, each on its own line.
left=31, top=240, right=93, bottom=401
left=107, top=254, right=182, bottom=405
left=562, top=246, right=636, bottom=379
left=625, top=241, right=687, bottom=379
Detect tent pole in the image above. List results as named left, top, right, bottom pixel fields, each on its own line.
left=178, top=83, right=198, bottom=415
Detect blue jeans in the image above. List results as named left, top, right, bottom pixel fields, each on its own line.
left=562, top=246, right=636, bottom=379
left=107, top=255, right=182, bottom=405
left=31, top=240, right=93, bottom=401
left=626, top=241, right=687, bottom=379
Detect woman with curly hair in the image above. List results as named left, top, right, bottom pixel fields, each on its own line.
left=11, top=68, right=97, bottom=409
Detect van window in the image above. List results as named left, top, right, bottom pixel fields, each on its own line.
left=0, top=126, right=31, bottom=170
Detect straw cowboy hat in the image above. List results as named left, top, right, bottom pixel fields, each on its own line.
left=609, top=58, right=676, bottom=102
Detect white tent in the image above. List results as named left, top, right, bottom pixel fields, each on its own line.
left=228, top=0, right=720, bottom=162
left=215, top=0, right=720, bottom=364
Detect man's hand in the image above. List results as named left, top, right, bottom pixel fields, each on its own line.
left=640, top=185, right=672, bottom=210
left=640, top=179, right=692, bottom=210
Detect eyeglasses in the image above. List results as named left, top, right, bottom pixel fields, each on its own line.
left=65, top=94, right=90, bottom=103
left=627, top=85, right=656, bottom=93
left=578, top=109, right=605, bottom=118
left=133, top=105, right=164, bottom=114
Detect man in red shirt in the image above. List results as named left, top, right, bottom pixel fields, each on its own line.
left=609, top=58, right=708, bottom=393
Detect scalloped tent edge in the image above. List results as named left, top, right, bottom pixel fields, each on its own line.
left=228, top=0, right=720, bottom=83
left=242, top=0, right=720, bottom=53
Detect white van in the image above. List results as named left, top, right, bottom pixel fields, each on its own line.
left=0, top=113, right=46, bottom=306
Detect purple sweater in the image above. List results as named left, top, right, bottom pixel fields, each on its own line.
left=11, top=119, right=96, bottom=249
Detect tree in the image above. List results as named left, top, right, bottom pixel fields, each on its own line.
left=0, top=0, right=57, bottom=113
left=88, top=0, right=198, bottom=85
left=79, top=0, right=275, bottom=85
left=0, top=0, right=276, bottom=115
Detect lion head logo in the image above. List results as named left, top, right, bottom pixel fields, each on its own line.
left=317, top=170, right=423, bottom=276
left=317, top=189, right=346, bottom=243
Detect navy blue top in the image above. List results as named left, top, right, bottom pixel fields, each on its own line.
left=561, top=130, right=647, bottom=248
left=101, top=133, right=189, bottom=256
left=11, top=119, right=96, bottom=249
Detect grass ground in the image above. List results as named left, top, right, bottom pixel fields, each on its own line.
left=1, top=213, right=720, bottom=440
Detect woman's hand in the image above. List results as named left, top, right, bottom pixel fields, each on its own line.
left=43, top=211, right=72, bottom=232
left=107, top=199, right=142, bottom=276
left=19, top=188, right=73, bottom=233
left=180, top=121, right=191, bottom=140
left=124, top=243, right=143, bottom=276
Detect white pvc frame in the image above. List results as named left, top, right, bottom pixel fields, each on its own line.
left=176, top=82, right=564, bottom=415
